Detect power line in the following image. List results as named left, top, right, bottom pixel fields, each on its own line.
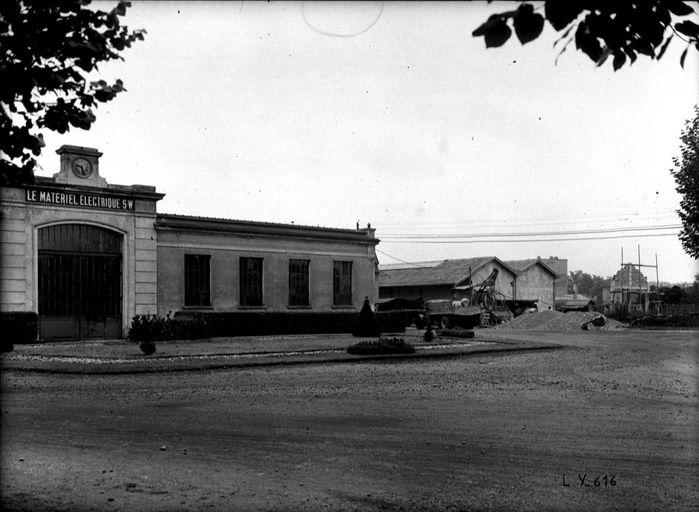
left=380, top=224, right=682, bottom=240
left=375, top=249, right=439, bottom=267
left=378, top=210, right=680, bottom=230
left=382, top=232, right=681, bottom=244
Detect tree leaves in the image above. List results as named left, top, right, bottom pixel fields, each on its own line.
left=670, top=107, right=699, bottom=259
left=544, top=2, right=585, bottom=32
left=667, top=0, right=696, bottom=17
left=575, top=20, right=603, bottom=62
left=675, top=20, right=699, bottom=39
left=473, top=1, right=699, bottom=71
left=612, top=51, right=627, bottom=71
left=472, top=14, right=513, bottom=48
left=472, top=5, right=544, bottom=48
left=0, top=0, right=145, bottom=183
left=513, top=4, right=544, bottom=45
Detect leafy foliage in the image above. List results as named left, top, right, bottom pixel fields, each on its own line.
left=473, top=1, right=699, bottom=70
left=671, top=106, right=699, bottom=259
left=347, top=337, right=415, bottom=355
left=661, top=285, right=688, bottom=304
left=568, top=270, right=609, bottom=299
left=127, top=312, right=210, bottom=342
left=0, top=0, right=145, bottom=184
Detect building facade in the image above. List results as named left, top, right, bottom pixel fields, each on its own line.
left=0, top=146, right=379, bottom=341
left=155, top=215, right=379, bottom=317
left=504, top=258, right=559, bottom=309
left=541, top=257, right=568, bottom=298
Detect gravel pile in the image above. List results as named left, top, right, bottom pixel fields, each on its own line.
left=497, top=310, right=627, bottom=331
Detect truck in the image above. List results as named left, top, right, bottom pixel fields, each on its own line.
left=424, top=268, right=512, bottom=328
left=424, top=299, right=484, bottom=329
left=374, top=297, right=427, bottom=328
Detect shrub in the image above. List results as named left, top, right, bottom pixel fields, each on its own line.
left=139, top=340, right=156, bottom=355
left=353, top=298, right=381, bottom=337
left=127, top=311, right=211, bottom=342
left=128, top=314, right=161, bottom=342
left=0, top=312, right=38, bottom=345
left=347, top=336, right=415, bottom=355
left=438, top=328, right=475, bottom=339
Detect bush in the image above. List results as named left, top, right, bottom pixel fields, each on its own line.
left=128, top=311, right=211, bottom=342
left=0, top=312, right=38, bottom=346
left=438, top=328, right=475, bottom=339
left=139, top=340, right=156, bottom=355
left=347, top=336, right=415, bottom=355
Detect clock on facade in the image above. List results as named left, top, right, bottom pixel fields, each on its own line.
left=72, top=157, right=92, bottom=178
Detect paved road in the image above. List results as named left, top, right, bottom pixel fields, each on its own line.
left=1, top=329, right=697, bottom=511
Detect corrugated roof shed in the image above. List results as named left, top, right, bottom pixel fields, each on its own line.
left=378, top=257, right=505, bottom=287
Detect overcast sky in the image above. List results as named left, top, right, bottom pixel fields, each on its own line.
left=35, top=1, right=699, bottom=283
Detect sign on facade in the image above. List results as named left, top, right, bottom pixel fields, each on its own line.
left=25, top=188, right=135, bottom=211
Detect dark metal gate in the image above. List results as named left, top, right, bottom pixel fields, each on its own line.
left=38, top=224, right=122, bottom=341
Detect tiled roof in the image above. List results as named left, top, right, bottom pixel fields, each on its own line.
left=504, top=258, right=560, bottom=277
left=378, top=257, right=503, bottom=287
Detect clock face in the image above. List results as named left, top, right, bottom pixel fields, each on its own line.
left=72, top=157, right=92, bottom=178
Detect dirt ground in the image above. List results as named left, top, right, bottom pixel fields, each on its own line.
left=1, top=329, right=698, bottom=512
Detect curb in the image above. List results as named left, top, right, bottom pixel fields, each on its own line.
left=0, top=339, right=562, bottom=375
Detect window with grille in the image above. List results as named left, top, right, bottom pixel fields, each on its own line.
left=184, top=255, right=211, bottom=307
left=240, top=257, right=263, bottom=306
left=333, top=261, right=353, bottom=306
left=289, top=259, right=310, bottom=306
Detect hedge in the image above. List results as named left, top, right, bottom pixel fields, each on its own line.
left=629, top=313, right=699, bottom=329
left=127, top=311, right=211, bottom=342
left=128, top=310, right=408, bottom=342
left=0, top=312, right=38, bottom=345
left=170, top=310, right=408, bottom=339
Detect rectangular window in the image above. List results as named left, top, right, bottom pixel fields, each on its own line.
left=333, top=261, right=353, bottom=306
left=240, top=257, right=263, bottom=306
left=184, top=255, right=210, bottom=307
left=289, top=259, right=310, bottom=306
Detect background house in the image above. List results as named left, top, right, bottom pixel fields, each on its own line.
left=541, top=257, right=568, bottom=298
left=379, top=256, right=559, bottom=311
left=503, top=258, right=559, bottom=309
left=378, top=257, right=517, bottom=304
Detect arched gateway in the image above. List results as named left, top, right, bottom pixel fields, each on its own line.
left=38, top=224, right=123, bottom=340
